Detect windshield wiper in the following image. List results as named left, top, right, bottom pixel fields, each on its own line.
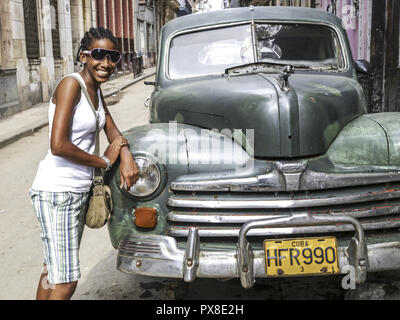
left=306, top=64, right=339, bottom=71
left=224, top=61, right=309, bottom=75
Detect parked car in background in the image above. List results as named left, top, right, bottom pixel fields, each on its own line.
left=105, top=6, right=400, bottom=288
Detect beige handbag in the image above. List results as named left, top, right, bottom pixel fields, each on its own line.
left=70, top=74, right=113, bottom=229
left=86, top=179, right=113, bottom=229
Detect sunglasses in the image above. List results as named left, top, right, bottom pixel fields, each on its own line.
left=82, top=48, right=122, bottom=64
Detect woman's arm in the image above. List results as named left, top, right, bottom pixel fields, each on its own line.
left=50, top=77, right=126, bottom=169
left=100, top=91, right=139, bottom=189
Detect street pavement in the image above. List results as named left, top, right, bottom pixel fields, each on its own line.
left=0, top=67, right=156, bottom=150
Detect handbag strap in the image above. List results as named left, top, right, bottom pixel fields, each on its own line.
left=68, top=73, right=103, bottom=179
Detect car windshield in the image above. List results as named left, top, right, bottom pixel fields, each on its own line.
left=168, top=23, right=344, bottom=79
left=169, top=24, right=253, bottom=79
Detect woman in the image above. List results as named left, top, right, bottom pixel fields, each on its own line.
left=30, top=27, right=139, bottom=300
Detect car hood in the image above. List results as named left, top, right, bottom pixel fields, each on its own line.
left=152, top=73, right=366, bottom=158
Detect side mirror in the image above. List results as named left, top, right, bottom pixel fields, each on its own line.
left=355, top=60, right=370, bottom=74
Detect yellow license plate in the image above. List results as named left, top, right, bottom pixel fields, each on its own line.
left=264, top=237, right=340, bottom=277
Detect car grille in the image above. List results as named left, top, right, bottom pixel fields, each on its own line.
left=119, top=238, right=161, bottom=256
left=166, top=181, right=400, bottom=238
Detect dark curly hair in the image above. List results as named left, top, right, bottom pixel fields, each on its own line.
left=75, top=27, right=118, bottom=65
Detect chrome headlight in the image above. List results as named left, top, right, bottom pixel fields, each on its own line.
left=127, top=155, right=161, bottom=197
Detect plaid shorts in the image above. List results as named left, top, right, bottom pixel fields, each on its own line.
left=30, top=189, right=90, bottom=285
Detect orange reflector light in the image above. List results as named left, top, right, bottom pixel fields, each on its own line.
left=134, top=207, right=158, bottom=228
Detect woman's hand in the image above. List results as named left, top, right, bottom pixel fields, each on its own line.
left=103, top=136, right=129, bottom=165
left=120, top=150, right=139, bottom=190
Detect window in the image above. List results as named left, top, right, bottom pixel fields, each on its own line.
left=255, top=24, right=343, bottom=68
left=23, top=0, right=40, bottom=59
left=169, top=24, right=253, bottom=78
left=49, top=0, right=61, bottom=58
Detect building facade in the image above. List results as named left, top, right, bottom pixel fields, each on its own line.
left=0, top=0, right=77, bottom=118
left=0, top=0, right=100, bottom=118
left=134, top=0, right=156, bottom=68
left=155, top=0, right=180, bottom=27
left=178, top=0, right=195, bottom=15
left=196, top=0, right=223, bottom=11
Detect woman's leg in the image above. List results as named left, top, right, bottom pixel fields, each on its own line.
left=36, top=263, right=78, bottom=300
left=36, top=264, right=52, bottom=300
left=47, top=281, right=78, bottom=300
left=31, top=190, right=89, bottom=300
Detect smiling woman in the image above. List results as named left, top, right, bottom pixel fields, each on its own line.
left=29, top=27, right=139, bottom=300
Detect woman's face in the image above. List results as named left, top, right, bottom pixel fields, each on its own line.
left=80, top=38, right=118, bottom=83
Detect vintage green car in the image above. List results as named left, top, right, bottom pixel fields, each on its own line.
left=106, top=6, right=400, bottom=288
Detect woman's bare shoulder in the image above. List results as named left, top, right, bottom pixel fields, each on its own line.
left=52, top=76, right=82, bottom=106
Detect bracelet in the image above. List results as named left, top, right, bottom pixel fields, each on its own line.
left=101, top=155, right=112, bottom=171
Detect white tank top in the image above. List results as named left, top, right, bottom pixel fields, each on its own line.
left=32, top=73, right=106, bottom=192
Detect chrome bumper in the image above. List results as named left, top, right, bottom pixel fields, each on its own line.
left=117, top=214, right=400, bottom=288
